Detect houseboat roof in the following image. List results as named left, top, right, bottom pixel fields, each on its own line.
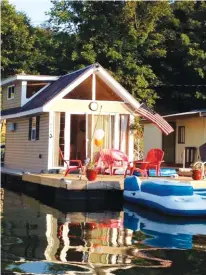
left=1, top=63, right=174, bottom=135
left=163, top=110, right=206, bottom=119
left=1, top=64, right=96, bottom=117
left=1, top=74, right=59, bottom=86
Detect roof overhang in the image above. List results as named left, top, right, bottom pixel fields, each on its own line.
left=1, top=107, right=43, bottom=120
left=1, top=75, right=59, bottom=86
left=163, top=111, right=206, bottom=120
left=142, top=110, right=206, bottom=124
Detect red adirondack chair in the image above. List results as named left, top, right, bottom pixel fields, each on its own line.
left=94, top=149, right=129, bottom=176
left=59, top=148, right=83, bottom=177
left=128, top=148, right=164, bottom=177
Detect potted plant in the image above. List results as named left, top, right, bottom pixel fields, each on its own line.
left=192, top=163, right=202, bottom=180
left=85, top=161, right=98, bottom=181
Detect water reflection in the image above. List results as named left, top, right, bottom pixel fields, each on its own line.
left=124, top=203, right=206, bottom=249
left=1, top=188, right=206, bottom=275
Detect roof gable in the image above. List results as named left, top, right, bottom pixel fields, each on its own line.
left=63, top=74, right=123, bottom=101
left=1, top=65, right=95, bottom=117
left=1, top=63, right=174, bottom=135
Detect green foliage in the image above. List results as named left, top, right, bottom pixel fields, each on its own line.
left=1, top=0, right=36, bottom=77
left=1, top=0, right=206, bottom=112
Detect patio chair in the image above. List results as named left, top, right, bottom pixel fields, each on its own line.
left=94, top=148, right=129, bottom=176
left=59, top=148, right=83, bottom=177
left=128, top=148, right=164, bottom=177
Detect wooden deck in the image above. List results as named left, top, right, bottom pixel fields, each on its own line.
left=22, top=173, right=124, bottom=190
left=22, top=173, right=206, bottom=191
left=2, top=167, right=206, bottom=191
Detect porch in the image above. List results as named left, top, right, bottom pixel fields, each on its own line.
left=49, top=111, right=133, bottom=170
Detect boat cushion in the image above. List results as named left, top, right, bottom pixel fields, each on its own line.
left=124, top=176, right=140, bottom=191
left=141, top=181, right=193, bottom=196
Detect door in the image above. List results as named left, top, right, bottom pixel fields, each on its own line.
left=70, top=114, right=86, bottom=162
left=162, top=122, right=176, bottom=164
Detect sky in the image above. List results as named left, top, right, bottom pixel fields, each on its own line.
left=9, top=0, right=53, bottom=26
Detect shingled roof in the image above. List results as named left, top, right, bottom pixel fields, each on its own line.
left=1, top=64, right=95, bottom=117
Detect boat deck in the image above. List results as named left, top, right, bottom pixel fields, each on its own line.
left=2, top=167, right=206, bottom=191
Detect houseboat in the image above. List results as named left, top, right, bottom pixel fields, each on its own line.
left=1, top=63, right=173, bottom=174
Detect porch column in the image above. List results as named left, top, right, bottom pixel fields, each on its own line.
left=90, top=114, right=94, bottom=160
left=53, top=112, right=60, bottom=167
left=114, top=114, right=119, bottom=150
left=21, top=81, right=28, bottom=106
left=64, top=112, right=71, bottom=166
left=86, top=113, right=89, bottom=158
left=128, top=115, right=134, bottom=161
left=48, top=111, right=55, bottom=170
left=92, top=73, right=96, bottom=100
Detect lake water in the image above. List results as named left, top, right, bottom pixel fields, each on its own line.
left=1, top=187, right=206, bottom=275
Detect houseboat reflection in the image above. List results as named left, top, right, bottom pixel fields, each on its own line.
left=2, top=189, right=172, bottom=275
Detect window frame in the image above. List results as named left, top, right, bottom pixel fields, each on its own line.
left=178, top=126, right=185, bottom=144
left=28, top=116, right=40, bottom=141
left=7, top=85, right=15, bottom=100
left=31, top=117, right=37, bottom=141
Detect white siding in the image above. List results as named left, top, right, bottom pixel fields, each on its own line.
left=4, top=114, right=49, bottom=173
left=143, top=124, right=162, bottom=157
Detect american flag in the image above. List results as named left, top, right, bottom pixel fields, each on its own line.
left=136, top=103, right=174, bottom=135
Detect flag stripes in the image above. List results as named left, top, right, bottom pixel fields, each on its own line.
left=136, top=103, right=174, bottom=135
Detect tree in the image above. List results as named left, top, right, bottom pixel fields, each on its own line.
left=149, top=1, right=206, bottom=113
left=48, top=0, right=172, bottom=107
left=1, top=0, right=36, bottom=77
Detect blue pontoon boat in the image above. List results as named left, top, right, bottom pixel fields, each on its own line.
left=123, top=176, right=206, bottom=217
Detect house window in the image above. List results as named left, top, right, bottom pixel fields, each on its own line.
left=178, top=126, right=185, bottom=144
left=7, top=85, right=15, bottom=100
left=28, top=116, right=40, bottom=141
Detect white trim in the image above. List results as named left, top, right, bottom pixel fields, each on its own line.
left=1, top=76, right=17, bottom=86
left=92, top=73, right=96, bottom=101
left=43, top=68, right=94, bottom=110
left=163, top=111, right=203, bottom=118
left=22, top=82, right=51, bottom=107
left=109, top=115, right=112, bottom=148
left=48, top=111, right=55, bottom=170
left=128, top=115, right=134, bottom=161
left=53, top=112, right=61, bottom=167
left=86, top=113, right=88, bottom=158
left=61, top=99, right=123, bottom=103
left=114, top=114, right=120, bottom=150
left=91, top=114, right=94, bottom=160
left=1, top=107, right=43, bottom=120
left=21, top=81, right=27, bottom=106
left=64, top=113, right=71, bottom=165
left=1, top=75, right=59, bottom=86
left=7, top=85, right=15, bottom=100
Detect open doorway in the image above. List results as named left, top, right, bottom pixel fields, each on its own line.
left=70, top=114, right=86, bottom=162
left=162, top=122, right=176, bottom=164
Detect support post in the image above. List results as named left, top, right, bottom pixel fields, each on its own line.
left=21, top=81, right=28, bottom=106
left=48, top=111, right=54, bottom=170
left=92, top=73, right=96, bottom=101
left=64, top=113, right=71, bottom=167
left=114, top=114, right=119, bottom=150
left=128, top=115, right=134, bottom=161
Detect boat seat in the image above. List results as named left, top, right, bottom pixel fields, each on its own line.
left=141, top=181, right=193, bottom=196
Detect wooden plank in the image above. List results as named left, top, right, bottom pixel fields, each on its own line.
left=22, top=173, right=124, bottom=190
left=22, top=174, right=41, bottom=184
